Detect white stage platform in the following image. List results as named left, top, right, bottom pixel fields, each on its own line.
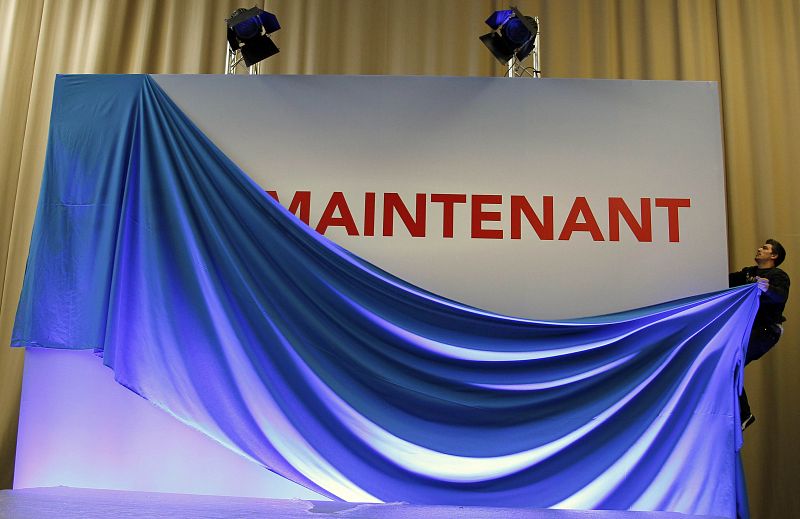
left=0, top=487, right=727, bottom=519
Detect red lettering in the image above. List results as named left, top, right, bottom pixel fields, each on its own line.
left=431, top=194, right=467, bottom=238
left=266, top=190, right=311, bottom=224
left=287, top=191, right=311, bottom=224
left=609, top=197, right=652, bottom=242
left=383, top=193, right=427, bottom=237
left=472, top=195, right=503, bottom=239
left=655, top=198, right=691, bottom=242
left=511, top=195, right=554, bottom=240
left=315, top=191, right=359, bottom=235
left=559, top=197, right=604, bottom=241
left=364, top=192, right=376, bottom=237
left=268, top=190, right=686, bottom=243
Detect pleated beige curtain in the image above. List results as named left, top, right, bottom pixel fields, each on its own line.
left=0, top=1, right=797, bottom=516
left=716, top=3, right=800, bottom=516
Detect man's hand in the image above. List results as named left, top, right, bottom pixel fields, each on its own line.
left=755, top=276, right=770, bottom=292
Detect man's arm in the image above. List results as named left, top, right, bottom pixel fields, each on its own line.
left=729, top=268, right=750, bottom=288
left=759, top=270, right=790, bottom=303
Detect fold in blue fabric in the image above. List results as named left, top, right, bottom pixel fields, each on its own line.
left=13, top=75, right=758, bottom=518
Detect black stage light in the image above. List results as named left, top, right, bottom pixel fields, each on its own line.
left=479, top=7, right=538, bottom=64
left=226, top=7, right=281, bottom=67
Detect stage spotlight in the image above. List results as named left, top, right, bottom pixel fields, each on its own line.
left=479, top=7, right=538, bottom=64
left=226, top=6, right=280, bottom=67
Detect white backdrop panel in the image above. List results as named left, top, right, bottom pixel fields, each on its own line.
left=153, top=75, right=728, bottom=319
left=15, top=75, right=729, bottom=500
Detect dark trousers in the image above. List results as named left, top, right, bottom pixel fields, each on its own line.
left=739, top=322, right=782, bottom=420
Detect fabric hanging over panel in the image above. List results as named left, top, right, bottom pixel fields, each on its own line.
left=12, top=75, right=758, bottom=518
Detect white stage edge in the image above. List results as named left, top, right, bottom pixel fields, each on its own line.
left=0, top=487, right=728, bottom=519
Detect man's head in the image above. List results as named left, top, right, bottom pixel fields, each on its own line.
left=755, top=238, right=786, bottom=267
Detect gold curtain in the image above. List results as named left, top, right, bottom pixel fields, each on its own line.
left=1, top=1, right=797, bottom=516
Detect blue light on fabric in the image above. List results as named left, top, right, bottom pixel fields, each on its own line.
left=12, top=75, right=757, bottom=519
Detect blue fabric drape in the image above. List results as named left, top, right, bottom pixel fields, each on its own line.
left=13, top=75, right=757, bottom=518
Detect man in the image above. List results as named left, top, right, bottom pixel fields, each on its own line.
left=729, top=239, right=790, bottom=430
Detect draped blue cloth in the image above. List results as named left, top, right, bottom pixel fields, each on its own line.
left=13, top=75, right=756, bottom=518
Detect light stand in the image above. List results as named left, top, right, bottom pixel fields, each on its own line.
left=480, top=7, right=541, bottom=78
left=505, top=17, right=540, bottom=78
left=224, top=7, right=280, bottom=75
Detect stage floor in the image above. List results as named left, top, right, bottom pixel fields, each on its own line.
left=0, top=487, right=727, bottom=519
